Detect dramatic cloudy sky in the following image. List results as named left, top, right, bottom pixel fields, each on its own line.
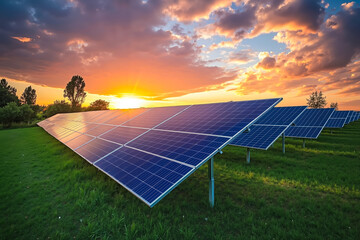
left=1, top=0, right=359, bottom=109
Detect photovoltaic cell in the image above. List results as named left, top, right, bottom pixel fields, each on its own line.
left=127, top=130, right=230, bottom=167
left=65, top=134, right=94, bottom=149
left=123, top=105, right=188, bottom=128
left=293, top=108, right=335, bottom=127
left=285, top=126, right=323, bottom=139
left=104, top=108, right=148, bottom=125
left=255, top=106, right=307, bottom=125
left=75, top=138, right=121, bottom=163
left=94, top=147, right=193, bottom=206
left=84, top=124, right=117, bottom=137
left=331, top=111, right=350, bottom=119
left=325, top=118, right=346, bottom=128
left=230, top=125, right=287, bottom=150
left=100, top=126, right=148, bottom=145
left=285, top=108, right=335, bottom=139
left=230, top=106, right=307, bottom=150
left=155, top=98, right=282, bottom=136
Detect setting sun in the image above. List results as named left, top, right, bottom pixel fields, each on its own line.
left=111, top=96, right=145, bottom=109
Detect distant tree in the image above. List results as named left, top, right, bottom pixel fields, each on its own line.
left=63, top=75, right=87, bottom=110
left=30, top=104, right=46, bottom=119
left=0, top=102, right=20, bottom=127
left=0, top=78, right=19, bottom=107
left=45, top=100, right=72, bottom=117
left=87, top=99, right=110, bottom=111
left=307, top=91, right=327, bottom=109
left=18, top=104, right=34, bottom=123
left=20, top=86, right=37, bottom=105
left=330, top=102, right=338, bottom=110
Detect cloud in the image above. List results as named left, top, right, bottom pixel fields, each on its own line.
left=0, top=0, right=236, bottom=99
left=256, top=56, right=276, bottom=69
left=228, top=49, right=256, bottom=64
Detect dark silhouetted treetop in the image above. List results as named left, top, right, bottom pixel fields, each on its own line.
left=20, top=86, right=37, bottom=105
left=330, top=102, right=338, bottom=110
left=45, top=100, right=72, bottom=118
left=63, top=75, right=87, bottom=109
left=307, top=91, right=327, bottom=109
left=88, top=99, right=110, bottom=111
left=0, top=78, right=19, bottom=107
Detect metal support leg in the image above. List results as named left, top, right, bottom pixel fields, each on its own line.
left=246, top=148, right=250, bottom=164
left=282, top=132, right=285, bottom=154
left=208, top=157, right=214, bottom=208
left=302, top=139, right=306, bottom=148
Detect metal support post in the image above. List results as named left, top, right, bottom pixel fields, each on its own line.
left=246, top=148, right=250, bottom=164
left=282, top=132, right=285, bottom=154
left=208, top=157, right=214, bottom=208
left=302, top=139, right=306, bottom=148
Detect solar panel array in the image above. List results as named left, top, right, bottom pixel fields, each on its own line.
left=230, top=106, right=307, bottom=150
left=285, top=108, right=335, bottom=139
left=325, top=111, right=350, bottom=128
left=38, top=98, right=282, bottom=207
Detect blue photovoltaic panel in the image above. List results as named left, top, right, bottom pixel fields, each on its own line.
left=38, top=98, right=282, bottom=207
left=123, top=105, right=188, bottom=128
left=331, top=111, right=350, bottom=119
left=230, top=125, right=287, bottom=150
left=255, top=106, right=307, bottom=125
left=345, top=111, right=354, bottom=124
left=155, top=98, right=282, bottom=136
left=100, top=126, right=148, bottom=145
left=84, top=124, right=116, bottom=137
left=95, top=147, right=193, bottom=207
left=65, top=134, right=94, bottom=149
left=230, top=106, right=306, bottom=150
left=75, top=138, right=121, bottom=163
left=293, top=108, right=335, bottom=127
left=325, top=118, right=346, bottom=128
left=104, top=108, right=148, bottom=125
left=285, top=126, right=323, bottom=139
left=127, top=130, right=230, bottom=167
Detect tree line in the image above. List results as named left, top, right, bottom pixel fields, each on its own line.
left=0, top=75, right=109, bottom=128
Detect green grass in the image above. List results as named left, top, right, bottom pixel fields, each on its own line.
left=1, top=122, right=359, bottom=239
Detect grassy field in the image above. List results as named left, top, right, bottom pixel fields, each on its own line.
left=1, top=122, right=359, bottom=239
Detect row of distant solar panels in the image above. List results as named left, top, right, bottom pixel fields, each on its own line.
left=38, top=99, right=281, bottom=207
left=38, top=101, right=359, bottom=207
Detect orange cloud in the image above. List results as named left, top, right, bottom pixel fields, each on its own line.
left=12, top=36, right=32, bottom=42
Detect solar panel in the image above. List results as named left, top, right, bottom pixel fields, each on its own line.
left=38, top=98, right=282, bottom=207
left=155, top=99, right=281, bottom=136
left=325, top=118, right=346, bottom=128
left=285, top=108, right=335, bottom=139
left=230, top=106, right=307, bottom=150
left=345, top=111, right=355, bottom=124
left=325, top=111, right=350, bottom=128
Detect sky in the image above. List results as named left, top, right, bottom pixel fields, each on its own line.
left=1, top=0, right=359, bottom=110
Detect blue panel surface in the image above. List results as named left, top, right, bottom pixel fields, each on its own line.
left=84, top=124, right=116, bottom=137
left=293, top=108, right=335, bottom=127
left=255, top=106, right=307, bottom=125
left=325, top=118, right=346, bottom=128
left=65, top=134, right=94, bottom=149
left=127, top=130, right=229, bottom=167
left=123, top=105, right=188, bottom=128
left=155, top=98, right=282, bottom=136
left=75, top=138, right=121, bottom=163
left=100, top=126, right=147, bottom=144
left=285, top=126, right=323, bottom=139
left=105, top=108, right=148, bottom=125
left=230, top=125, right=287, bottom=150
left=95, top=147, right=193, bottom=207
left=331, top=111, right=350, bottom=119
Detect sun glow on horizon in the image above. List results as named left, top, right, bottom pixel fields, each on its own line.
left=111, top=96, right=145, bottom=109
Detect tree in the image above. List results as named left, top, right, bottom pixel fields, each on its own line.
left=87, top=99, right=110, bottom=111
left=18, top=104, right=34, bottom=123
left=45, top=100, right=72, bottom=117
left=330, top=102, right=338, bottom=110
left=63, top=75, right=87, bottom=110
left=0, top=78, right=19, bottom=107
left=0, top=102, right=20, bottom=127
left=20, top=86, right=37, bottom=105
left=307, top=91, right=327, bottom=109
